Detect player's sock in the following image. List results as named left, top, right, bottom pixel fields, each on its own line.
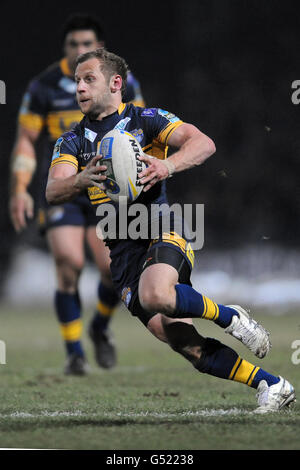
left=55, top=290, right=84, bottom=357
left=175, top=284, right=238, bottom=328
left=195, top=337, right=279, bottom=388
left=90, top=282, right=119, bottom=333
left=249, top=368, right=280, bottom=389
left=164, top=322, right=279, bottom=389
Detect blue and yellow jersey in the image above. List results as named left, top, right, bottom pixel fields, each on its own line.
left=50, top=103, right=184, bottom=208
left=18, top=58, right=145, bottom=209
left=18, top=57, right=145, bottom=147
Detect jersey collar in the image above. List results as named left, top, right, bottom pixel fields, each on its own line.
left=84, top=103, right=127, bottom=127
left=118, top=102, right=126, bottom=115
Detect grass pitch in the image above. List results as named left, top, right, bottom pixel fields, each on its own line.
left=0, top=303, right=299, bottom=450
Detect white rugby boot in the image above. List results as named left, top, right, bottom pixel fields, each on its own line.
left=254, top=376, right=296, bottom=414
left=225, top=305, right=271, bottom=358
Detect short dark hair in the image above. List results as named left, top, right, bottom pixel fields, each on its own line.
left=76, top=48, right=129, bottom=97
left=61, top=13, right=105, bottom=42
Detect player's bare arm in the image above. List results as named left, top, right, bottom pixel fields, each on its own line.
left=138, top=123, right=216, bottom=192
left=9, top=125, right=40, bottom=232
left=46, top=155, right=107, bottom=205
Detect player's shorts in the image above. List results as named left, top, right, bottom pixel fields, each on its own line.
left=109, top=231, right=194, bottom=326
left=38, top=194, right=99, bottom=233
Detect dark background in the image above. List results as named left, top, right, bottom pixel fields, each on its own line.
left=1, top=0, right=300, bottom=291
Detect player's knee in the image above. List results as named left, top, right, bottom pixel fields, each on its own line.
left=139, top=285, right=172, bottom=314
left=55, top=255, right=83, bottom=292
left=57, top=270, right=80, bottom=292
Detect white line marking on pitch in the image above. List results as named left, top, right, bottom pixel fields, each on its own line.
left=0, top=408, right=253, bottom=419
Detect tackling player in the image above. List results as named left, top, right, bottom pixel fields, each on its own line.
left=46, top=48, right=295, bottom=413
left=9, top=14, right=145, bottom=375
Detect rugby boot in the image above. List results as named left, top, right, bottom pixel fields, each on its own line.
left=225, top=305, right=271, bottom=358
left=88, top=322, right=117, bottom=369
left=64, top=353, right=90, bottom=376
left=254, top=376, right=296, bottom=413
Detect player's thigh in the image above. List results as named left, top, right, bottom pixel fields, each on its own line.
left=139, top=263, right=178, bottom=308
left=85, top=225, right=112, bottom=277
left=47, top=225, right=85, bottom=270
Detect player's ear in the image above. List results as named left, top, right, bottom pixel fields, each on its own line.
left=110, top=75, right=122, bottom=93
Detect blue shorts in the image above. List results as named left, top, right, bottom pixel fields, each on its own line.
left=109, top=232, right=194, bottom=326
left=38, top=194, right=99, bottom=233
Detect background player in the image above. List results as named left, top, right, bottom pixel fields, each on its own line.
left=45, top=48, right=295, bottom=413
left=9, top=14, right=145, bottom=375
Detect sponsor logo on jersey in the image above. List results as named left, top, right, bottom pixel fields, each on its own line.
left=141, top=108, right=157, bottom=117
left=51, top=137, right=63, bottom=161
left=130, top=128, right=144, bottom=143
left=121, top=287, right=132, bottom=307
left=158, top=108, right=180, bottom=123
left=114, top=117, right=131, bottom=130
left=84, top=128, right=97, bottom=143
left=64, top=131, right=77, bottom=141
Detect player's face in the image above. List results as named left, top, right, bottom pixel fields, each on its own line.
left=75, top=58, right=112, bottom=118
left=64, top=30, right=103, bottom=72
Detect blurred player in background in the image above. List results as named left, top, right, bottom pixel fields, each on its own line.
left=46, top=48, right=295, bottom=413
left=9, top=14, right=145, bottom=375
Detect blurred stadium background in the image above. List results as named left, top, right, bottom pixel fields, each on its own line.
left=1, top=0, right=300, bottom=311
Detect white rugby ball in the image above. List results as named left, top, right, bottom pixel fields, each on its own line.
left=97, top=129, right=146, bottom=203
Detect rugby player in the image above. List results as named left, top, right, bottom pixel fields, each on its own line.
left=46, top=48, right=295, bottom=412
left=9, top=14, right=145, bottom=375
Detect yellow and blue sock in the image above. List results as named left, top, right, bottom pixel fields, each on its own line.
left=196, top=337, right=280, bottom=388
left=90, top=282, right=120, bottom=332
left=55, top=291, right=84, bottom=357
left=175, top=284, right=238, bottom=328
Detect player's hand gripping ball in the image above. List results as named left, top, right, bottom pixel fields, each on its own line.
left=97, top=129, right=147, bottom=203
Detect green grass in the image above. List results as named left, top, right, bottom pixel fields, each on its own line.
left=0, top=304, right=299, bottom=450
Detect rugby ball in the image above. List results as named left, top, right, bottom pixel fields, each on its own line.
left=97, top=129, right=146, bottom=203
